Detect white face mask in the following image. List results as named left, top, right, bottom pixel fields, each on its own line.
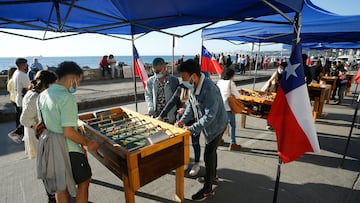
left=69, top=80, right=78, bottom=94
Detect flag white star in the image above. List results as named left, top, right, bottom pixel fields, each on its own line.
left=285, top=62, right=300, bottom=80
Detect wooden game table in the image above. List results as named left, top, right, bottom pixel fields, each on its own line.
left=78, top=107, right=190, bottom=203
left=307, top=84, right=331, bottom=121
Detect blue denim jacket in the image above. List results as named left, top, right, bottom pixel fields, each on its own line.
left=180, top=74, right=228, bottom=144
left=145, top=73, right=179, bottom=123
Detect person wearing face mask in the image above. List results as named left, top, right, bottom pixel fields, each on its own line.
left=37, top=61, right=99, bottom=203
left=175, top=59, right=228, bottom=201
left=8, top=58, right=30, bottom=143
left=261, top=61, right=287, bottom=93
left=145, top=57, right=179, bottom=123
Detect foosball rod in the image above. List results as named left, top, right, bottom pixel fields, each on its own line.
left=103, top=121, right=154, bottom=134
left=97, top=115, right=146, bottom=128
left=112, top=125, right=162, bottom=141
left=97, top=117, right=135, bottom=127
left=83, top=113, right=119, bottom=123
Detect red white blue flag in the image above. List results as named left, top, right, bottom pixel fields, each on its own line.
left=201, top=46, right=223, bottom=76
left=134, top=46, right=148, bottom=89
left=268, top=43, right=320, bottom=164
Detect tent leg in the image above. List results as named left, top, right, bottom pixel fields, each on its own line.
left=341, top=93, right=359, bottom=167
left=252, top=43, right=261, bottom=90
left=172, top=35, right=175, bottom=75
left=131, top=34, right=138, bottom=112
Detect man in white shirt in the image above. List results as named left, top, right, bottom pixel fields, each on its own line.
left=8, top=58, right=30, bottom=143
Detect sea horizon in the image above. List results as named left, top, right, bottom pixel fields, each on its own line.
left=0, top=55, right=197, bottom=71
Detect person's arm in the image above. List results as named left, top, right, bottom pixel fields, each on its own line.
left=159, top=86, right=181, bottom=119
left=61, top=95, right=98, bottom=151
left=20, top=93, right=38, bottom=128
left=230, top=81, right=240, bottom=98
left=178, top=101, right=194, bottom=127
left=144, top=79, right=154, bottom=115
left=63, top=127, right=98, bottom=151
left=189, top=88, right=219, bottom=134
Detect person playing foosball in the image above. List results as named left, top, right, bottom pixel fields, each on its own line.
left=175, top=59, right=228, bottom=201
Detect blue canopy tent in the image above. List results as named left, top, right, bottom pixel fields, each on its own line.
left=202, top=0, right=360, bottom=89
left=0, top=0, right=304, bottom=39
left=202, top=0, right=360, bottom=44
left=283, top=42, right=360, bottom=50
left=0, top=0, right=304, bottom=111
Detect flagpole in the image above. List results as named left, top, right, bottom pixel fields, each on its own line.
left=252, top=42, right=261, bottom=90
left=272, top=11, right=302, bottom=203
left=131, top=31, right=138, bottom=112
left=272, top=158, right=282, bottom=203
left=340, top=93, right=359, bottom=167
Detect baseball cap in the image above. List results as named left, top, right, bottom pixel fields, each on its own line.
left=152, top=57, right=166, bottom=67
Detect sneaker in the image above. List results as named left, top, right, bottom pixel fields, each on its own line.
left=266, top=125, right=273, bottom=131
left=189, top=163, right=201, bottom=176
left=184, top=164, right=189, bottom=171
left=229, top=143, right=242, bottom=151
left=191, top=188, right=215, bottom=201
left=8, top=131, right=22, bottom=144
left=197, top=176, right=219, bottom=185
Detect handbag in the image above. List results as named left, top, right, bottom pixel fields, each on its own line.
left=36, top=98, right=46, bottom=139
left=228, top=95, right=246, bottom=114
left=35, top=122, right=46, bottom=139
left=227, top=81, right=246, bottom=114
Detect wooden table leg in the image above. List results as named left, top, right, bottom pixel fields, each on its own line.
left=123, top=175, right=135, bottom=203
left=326, top=87, right=331, bottom=104
left=313, top=97, right=319, bottom=122
left=241, top=114, right=246, bottom=128
left=175, top=166, right=184, bottom=202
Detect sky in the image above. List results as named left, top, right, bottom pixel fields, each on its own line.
left=0, top=0, right=359, bottom=57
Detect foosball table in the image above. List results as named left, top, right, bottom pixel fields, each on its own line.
left=77, top=107, right=190, bottom=203
left=239, top=89, right=276, bottom=128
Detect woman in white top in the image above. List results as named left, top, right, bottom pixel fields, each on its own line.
left=20, top=70, right=57, bottom=159
left=216, top=67, right=242, bottom=151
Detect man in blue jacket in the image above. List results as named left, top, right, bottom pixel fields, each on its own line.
left=176, top=59, right=228, bottom=201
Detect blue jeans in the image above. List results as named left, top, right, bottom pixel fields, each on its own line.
left=191, top=133, right=201, bottom=163
left=227, top=111, right=236, bottom=144
left=338, top=84, right=346, bottom=103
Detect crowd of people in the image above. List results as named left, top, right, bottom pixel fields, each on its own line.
left=6, top=59, right=99, bottom=203
left=4, top=52, right=357, bottom=202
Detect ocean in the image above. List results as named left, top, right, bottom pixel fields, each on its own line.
left=0, top=55, right=196, bottom=71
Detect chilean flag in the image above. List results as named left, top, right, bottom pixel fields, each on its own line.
left=201, top=46, right=223, bottom=76
left=134, top=46, right=149, bottom=89
left=268, top=43, right=320, bottom=164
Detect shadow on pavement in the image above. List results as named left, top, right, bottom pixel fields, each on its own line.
left=91, top=179, right=175, bottom=203
left=0, top=122, right=25, bottom=156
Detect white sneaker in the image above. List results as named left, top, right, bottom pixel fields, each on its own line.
left=189, top=163, right=200, bottom=176
left=8, top=131, right=21, bottom=144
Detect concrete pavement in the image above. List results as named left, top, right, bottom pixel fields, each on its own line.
left=0, top=71, right=359, bottom=202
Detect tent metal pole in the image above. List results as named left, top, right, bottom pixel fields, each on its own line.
left=272, top=11, right=301, bottom=203
left=341, top=93, right=359, bottom=167
left=252, top=42, right=261, bottom=90
left=172, top=35, right=175, bottom=75
left=262, top=0, right=293, bottom=24
left=250, top=42, right=255, bottom=75
left=131, top=32, right=138, bottom=112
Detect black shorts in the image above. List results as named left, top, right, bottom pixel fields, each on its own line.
left=69, top=152, right=92, bottom=184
